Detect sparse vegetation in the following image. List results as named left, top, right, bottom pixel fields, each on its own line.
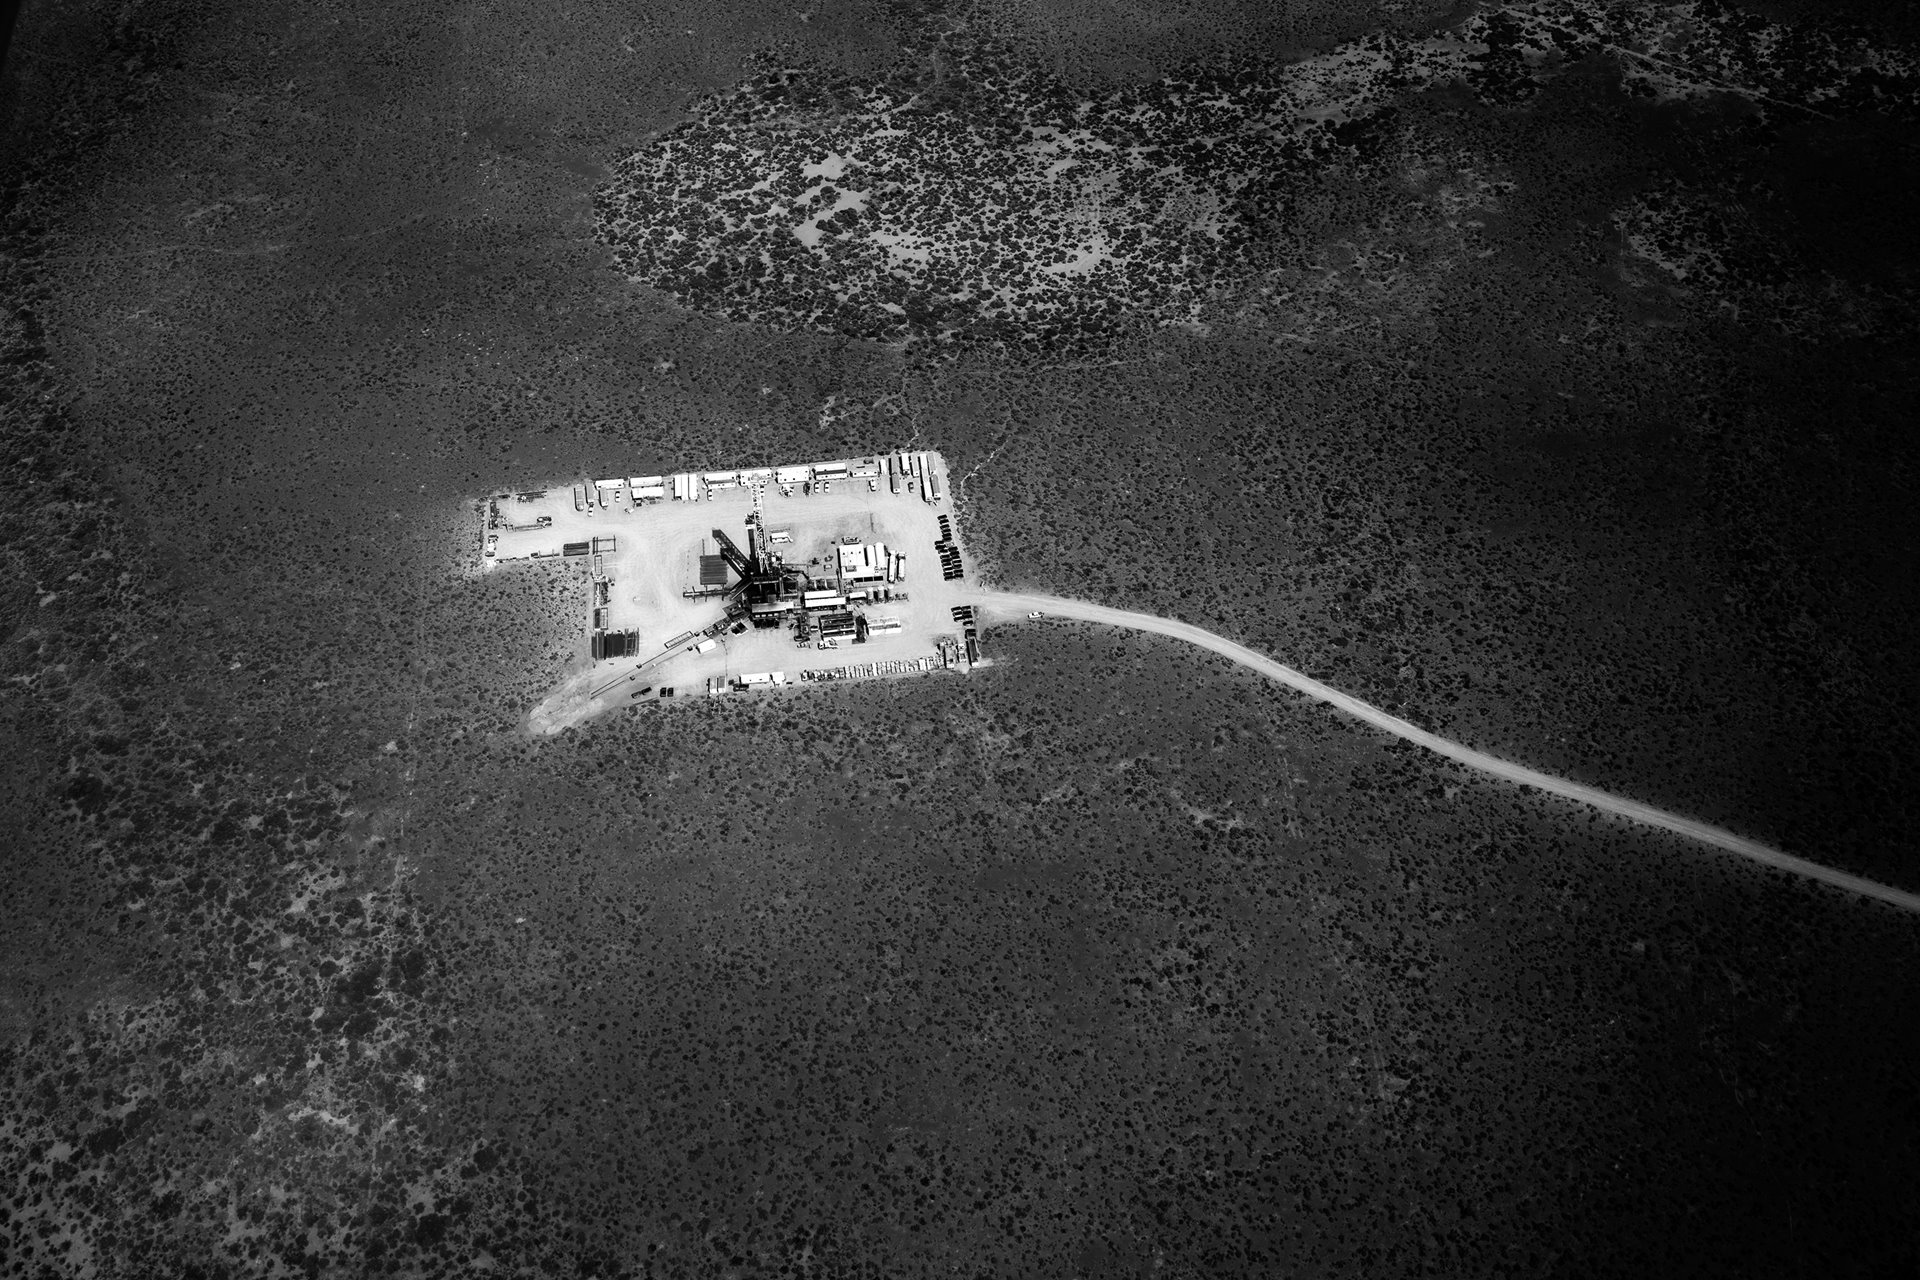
left=3, top=0, right=1918, bottom=1275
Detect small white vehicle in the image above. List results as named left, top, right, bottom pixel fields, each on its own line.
left=1027, top=611, right=1043, bottom=620
left=867, top=479, right=877, bottom=491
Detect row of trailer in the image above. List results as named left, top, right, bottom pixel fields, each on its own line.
left=545, top=453, right=948, bottom=516
left=884, top=452, right=942, bottom=502
left=575, top=477, right=670, bottom=510
left=576, top=455, right=945, bottom=505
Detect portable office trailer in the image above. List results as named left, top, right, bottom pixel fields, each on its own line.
left=775, top=466, right=810, bottom=484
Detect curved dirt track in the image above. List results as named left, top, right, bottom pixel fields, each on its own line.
left=968, top=589, right=1920, bottom=915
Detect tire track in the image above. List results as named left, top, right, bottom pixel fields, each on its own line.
left=970, top=589, right=1920, bottom=914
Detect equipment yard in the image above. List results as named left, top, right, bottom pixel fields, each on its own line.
left=484, top=451, right=983, bottom=723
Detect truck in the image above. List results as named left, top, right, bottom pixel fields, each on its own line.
left=572, top=485, right=585, bottom=512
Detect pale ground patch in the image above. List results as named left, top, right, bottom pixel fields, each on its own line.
left=492, top=455, right=986, bottom=733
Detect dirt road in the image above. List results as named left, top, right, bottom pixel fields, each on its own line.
left=969, top=589, right=1920, bottom=915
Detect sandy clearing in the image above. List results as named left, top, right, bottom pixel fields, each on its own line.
left=968, top=589, right=1920, bottom=915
